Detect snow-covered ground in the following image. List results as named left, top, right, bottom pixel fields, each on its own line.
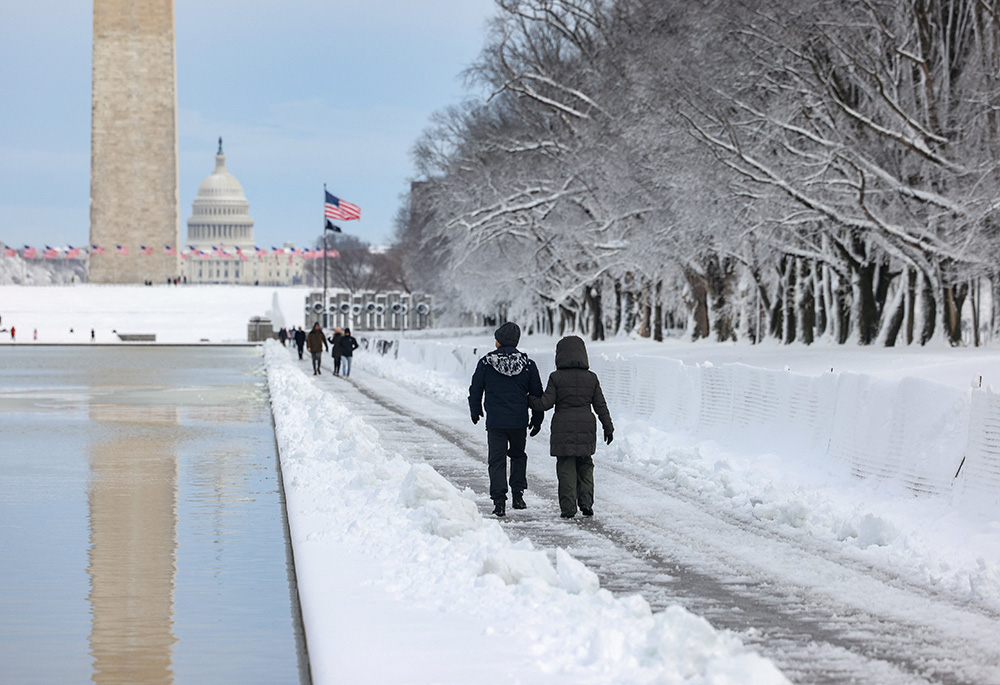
left=0, top=284, right=310, bottom=343
left=5, top=285, right=1000, bottom=681
left=266, top=343, right=787, bottom=683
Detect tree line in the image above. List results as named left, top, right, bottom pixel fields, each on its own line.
left=391, top=0, right=1000, bottom=345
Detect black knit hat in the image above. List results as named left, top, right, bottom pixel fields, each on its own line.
left=494, top=321, right=520, bottom=347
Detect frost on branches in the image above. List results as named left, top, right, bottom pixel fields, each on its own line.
left=393, top=0, right=1000, bottom=347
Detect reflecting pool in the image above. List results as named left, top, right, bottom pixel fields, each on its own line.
left=0, top=346, right=307, bottom=684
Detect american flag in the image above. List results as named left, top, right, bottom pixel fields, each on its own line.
left=324, top=191, right=361, bottom=221
left=23, top=245, right=37, bottom=259
left=4, top=247, right=16, bottom=257
left=66, top=246, right=81, bottom=258
left=116, top=245, right=129, bottom=255
left=164, top=245, right=177, bottom=255
left=236, top=248, right=247, bottom=261
left=43, top=246, right=59, bottom=259
left=140, top=245, right=154, bottom=256
left=271, top=246, right=285, bottom=255
left=326, top=249, right=340, bottom=258
left=91, top=244, right=106, bottom=255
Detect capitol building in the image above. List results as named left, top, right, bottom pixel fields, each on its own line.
left=182, top=140, right=306, bottom=285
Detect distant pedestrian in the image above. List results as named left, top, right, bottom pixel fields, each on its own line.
left=528, top=335, right=614, bottom=519
left=294, top=326, right=306, bottom=359
left=468, top=322, right=543, bottom=517
left=278, top=327, right=287, bottom=346
left=91, top=329, right=95, bottom=342
left=10, top=326, right=14, bottom=341
left=338, top=328, right=359, bottom=377
left=33, top=328, right=37, bottom=341
left=306, top=323, right=328, bottom=375
left=328, top=327, right=344, bottom=375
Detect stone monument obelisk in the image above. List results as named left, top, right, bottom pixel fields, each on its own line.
left=89, top=0, right=180, bottom=284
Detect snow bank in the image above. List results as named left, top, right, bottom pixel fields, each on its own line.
left=264, top=341, right=787, bottom=684
left=358, top=336, right=1000, bottom=611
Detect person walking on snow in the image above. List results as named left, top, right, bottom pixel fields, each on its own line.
left=306, top=322, right=328, bottom=375
left=468, top=322, right=543, bottom=517
left=338, top=328, right=359, bottom=377
left=528, top=335, right=613, bottom=519
left=328, top=327, right=344, bottom=375
left=294, top=326, right=306, bottom=360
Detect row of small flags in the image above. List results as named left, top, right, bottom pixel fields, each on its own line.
left=4, top=190, right=360, bottom=261
left=3, top=245, right=341, bottom=260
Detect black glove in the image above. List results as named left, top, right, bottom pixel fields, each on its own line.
left=529, top=412, right=542, bottom=437
left=604, top=428, right=614, bottom=445
left=471, top=413, right=481, bottom=425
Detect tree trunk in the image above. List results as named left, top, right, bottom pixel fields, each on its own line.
left=683, top=267, right=710, bottom=341
left=585, top=284, right=605, bottom=341
left=653, top=280, right=664, bottom=342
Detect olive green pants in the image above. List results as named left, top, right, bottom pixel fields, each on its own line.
left=555, top=455, right=594, bottom=517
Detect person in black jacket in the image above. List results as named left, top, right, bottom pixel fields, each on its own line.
left=529, top=335, right=613, bottom=519
left=468, top=322, right=543, bottom=517
left=293, top=326, right=306, bottom=359
left=328, top=327, right=344, bottom=375
left=338, top=328, right=359, bottom=377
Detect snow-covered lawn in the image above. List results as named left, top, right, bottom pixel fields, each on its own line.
left=0, top=284, right=310, bottom=343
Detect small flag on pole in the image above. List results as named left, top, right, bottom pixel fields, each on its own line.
left=91, top=244, right=106, bottom=254
left=165, top=245, right=177, bottom=255
left=4, top=247, right=16, bottom=257
left=324, top=191, right=361, bottom=221
left=23, top=245, right=37, bottom=259
left=116, top=245, right=129, bottom=255
left=325, top=219, right=342, bottom=233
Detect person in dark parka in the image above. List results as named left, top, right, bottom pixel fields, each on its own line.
left=328, top=327, right=344, bottom=375
left=294, top=326, right=306, bottom=359
left=528, top=335, right=613, bottom=519
left=469, top=322, right=543, bottom=517
left=338, top=328, right=359, bottom=377
left=306, top=322, right=328, bottom=375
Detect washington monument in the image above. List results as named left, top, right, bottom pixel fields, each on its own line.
left=90, top=0, right=180, bottom=284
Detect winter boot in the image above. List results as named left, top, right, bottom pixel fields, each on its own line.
left=512, top=491, right=526, bottom=509
left=492, top=499, right=506, bottom=517
left=580, top=506, right=593, bottom=517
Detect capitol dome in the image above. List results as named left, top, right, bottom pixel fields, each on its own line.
left=186, top=138, right=255, bottom=249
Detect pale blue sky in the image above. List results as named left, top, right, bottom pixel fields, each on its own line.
left=0, top=0, right=497, bottom=250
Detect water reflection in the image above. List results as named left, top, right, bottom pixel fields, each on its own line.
left=88, top=427, right=178, bottom=684
left=0, top=346, right=305, bottom=684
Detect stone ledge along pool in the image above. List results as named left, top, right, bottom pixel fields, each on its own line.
left=0, top=345, right=309, bottom=684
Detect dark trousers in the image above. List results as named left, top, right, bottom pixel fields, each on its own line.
left=487, top=428, right=527, bottom=501
left=555, top=455, right=594, bottom=516
left=296, top=343, right=304, bottom=359
left=332, top=354, right=342, bottom=374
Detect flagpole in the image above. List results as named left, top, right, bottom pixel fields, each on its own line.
left=323, top=184, right=328, bottom=328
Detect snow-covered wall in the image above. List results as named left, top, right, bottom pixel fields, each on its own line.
left=383, top=337, right=999, bottom=510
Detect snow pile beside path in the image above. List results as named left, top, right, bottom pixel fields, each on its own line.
left=264, top=341, right=788, bottom=684
left=358, top=345, right=1000, bottom=612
